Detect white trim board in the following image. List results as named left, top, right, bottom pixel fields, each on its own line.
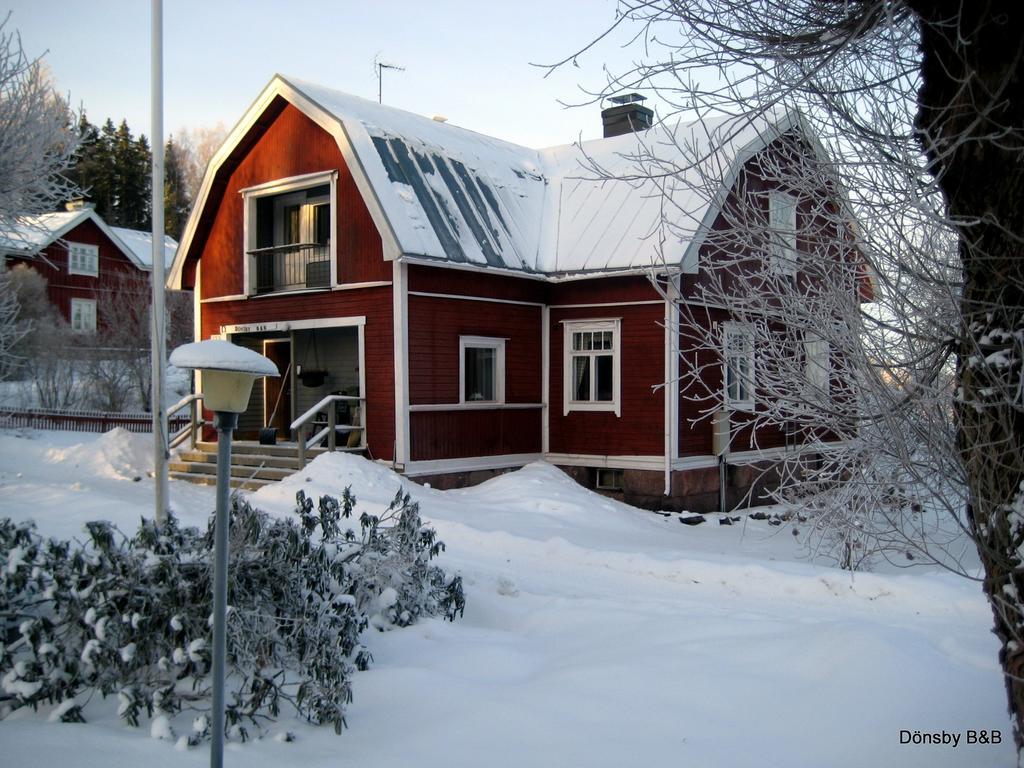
left=200, top=294, right=249, bottom=304
left=201, top=281, right=392, bottom=304
left=548, top=299, right=663, bottom=310
left=409, top=290, right=545, bottom=308
left=397, top=440, right=851, bottom=480
left=545, top=453, right=666, bottom=471
left=403, top=453, right=544, bottom=478
left=220, top=315, right=366, bottom=335
left=409, top=402, right=542, bottom=412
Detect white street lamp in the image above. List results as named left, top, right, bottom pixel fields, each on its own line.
left=168, top=339, right=278, bottom=768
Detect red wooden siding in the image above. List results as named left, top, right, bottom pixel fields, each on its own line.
left=407, top=292, right=542, bottom=404
left=674, top=319, right=788, bottom=458
left=548, top=303, right=665, bottom=456
left=548, top=275, right=660, bottom=306
left=408, top=263, right=546, bottom=304
left=410, top=409, right=541, bottom=460
left=406, top=281, right=543, bottom=460
left=190, top=99, right=398, bottom=460
left=201, top=287, right=395, bottom=462
left=191, top=101, right=389, bottom=299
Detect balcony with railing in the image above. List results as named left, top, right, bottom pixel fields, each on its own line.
left=250, top=242, right=331, bottom=294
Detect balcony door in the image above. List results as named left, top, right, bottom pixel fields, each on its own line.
left=246, top=173, right=335, bottom=294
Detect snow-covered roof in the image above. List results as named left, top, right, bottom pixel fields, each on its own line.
left=0, top=208, right=148, bottom=270
left=172, top=75, right=814, bottom=286
left=0, top=211, right=92, bottom=253
left=110, top=226, right=178, bottom=271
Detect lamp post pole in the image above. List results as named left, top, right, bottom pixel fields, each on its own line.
left=167, top=339, right=279, bottom=768
left=210, top=410, right=238, bottom=768
left=151, top=0, right=168, bottom=526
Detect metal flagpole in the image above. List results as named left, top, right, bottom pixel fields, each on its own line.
left=151, top=0, right=168, bottom=524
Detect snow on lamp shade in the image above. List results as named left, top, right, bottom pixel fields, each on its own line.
left=169, top=340, right=279, bottom=413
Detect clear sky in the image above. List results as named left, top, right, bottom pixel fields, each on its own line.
left=6, top=0, right=648, bottom=149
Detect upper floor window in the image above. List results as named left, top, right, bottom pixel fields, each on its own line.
left=241, top=171, right=337, bottom=295
left=460, top=336, right=505, bottom=404
left=563, top=319, right=621, bottom=416
left=804, top=333, right=830, bottom=397
left=68, top=242, right=99, bottom=277
left=768, top=190, right=798, bottom=276
left=70, top=298, right=97, bottom=333
left=723, top=322, right=755, bottom=410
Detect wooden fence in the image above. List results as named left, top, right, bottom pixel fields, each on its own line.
left=0, top=407, right=189, bottom=435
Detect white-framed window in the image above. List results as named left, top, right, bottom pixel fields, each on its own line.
left=241, top=170, right=338, bottom=295
left=70, top=298, right=97, bottom=333
left=804, top=333, right=831, bottom=397
left=768, top=190, right=798, bottom=275
left=596, top=468, right=624, bottom=491
left=67, top=242, right=99, bottom=277
left=563, top=319, right=621, bottom=416
left=723, top=322, right=755, bottom=410
left=459, top=336, right=505, bottom=404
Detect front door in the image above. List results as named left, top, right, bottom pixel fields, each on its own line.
left=263, top=339, right=292, bottom=433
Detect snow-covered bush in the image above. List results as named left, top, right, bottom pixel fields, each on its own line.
left=0, top=488, right=464, bottom=739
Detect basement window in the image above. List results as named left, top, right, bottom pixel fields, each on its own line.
left=596, top=468, right=624, bottom=491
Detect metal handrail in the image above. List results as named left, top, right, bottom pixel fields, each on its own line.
left=246, top=241, right=326, bottom=256
left=168, top=393, right=204, bottom=450
left=251, top=241, right=330, bottom=293
left=290, top=394, right=366, bottom=468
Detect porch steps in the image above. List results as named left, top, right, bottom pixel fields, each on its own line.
left=169, top=441, right=329, bottom=491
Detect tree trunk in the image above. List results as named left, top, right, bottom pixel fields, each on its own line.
left=912, top=0, right=1024, bottom=752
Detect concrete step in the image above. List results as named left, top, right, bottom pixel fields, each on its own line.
left=196, top=441, right=327, bottom=459
left=171, top=440, right=362, bottom=490
left=176, top=450, right=302, bottom=471
left=169, top=471, right=271, bottom=491
left=168, top=460, right=294, bottom=483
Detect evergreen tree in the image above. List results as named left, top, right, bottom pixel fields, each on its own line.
left=164, top=137, right=191, bottom=240
left=66, top=117, right=152, bottom=229
left=65, top=117, right=205, bottom=237
left=64, top=115, right=115, bottom=218
left=95, top=118, right=118, bottom=217
left=111, top=120, right=151, bottom=229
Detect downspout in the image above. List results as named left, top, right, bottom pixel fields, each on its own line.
left=392, top=260, right=409, bottom=469
left=542, top=305, right=550, bottom=456
left=663, top=292, right=673, bottom=496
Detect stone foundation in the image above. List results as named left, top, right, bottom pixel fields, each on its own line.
left=558, top=462, right=780, bottom=513
left=406, top=460, right=781, bottom=514
left=408, top=466, right=518, bottom=491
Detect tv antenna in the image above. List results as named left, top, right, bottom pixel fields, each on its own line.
left=374, top=55, right=406, bottom=104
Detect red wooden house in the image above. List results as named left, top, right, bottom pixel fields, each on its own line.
left=0, top=202, right=177, bottom=337
left=169, top=75, right=854, bottom=511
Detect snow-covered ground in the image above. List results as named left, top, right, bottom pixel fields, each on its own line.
left=0, top=429, right=1013, bottom=767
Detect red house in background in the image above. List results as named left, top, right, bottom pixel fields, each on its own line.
left=169, top=75, right=854, bottom=511
left=0, top=202, right=177, bottom=336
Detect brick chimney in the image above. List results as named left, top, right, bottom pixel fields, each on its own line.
left=65, top=198, right=96, bottom=212
left=601, top=93, right=653, bottom=138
